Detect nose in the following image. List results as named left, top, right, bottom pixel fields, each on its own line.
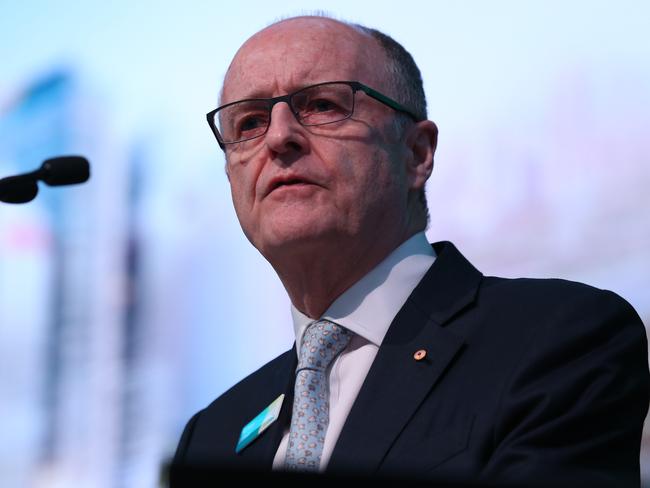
left=263, top=101, right=308, bottom=155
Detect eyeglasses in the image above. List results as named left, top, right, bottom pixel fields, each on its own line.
left=206, top=81, right=422, bottom=149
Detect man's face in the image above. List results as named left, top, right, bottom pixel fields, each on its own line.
left=221, top=19, right=416, bottom=260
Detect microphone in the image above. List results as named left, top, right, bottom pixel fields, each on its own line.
left=0, top=156, right=90, bottom=204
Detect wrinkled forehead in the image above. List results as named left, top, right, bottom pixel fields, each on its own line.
left=221, top=18, right=385, bottom=104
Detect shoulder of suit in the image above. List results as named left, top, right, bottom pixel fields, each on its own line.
left=475, top=275, right=643, bottom=337
left=480, top=275, right=634, bottom=308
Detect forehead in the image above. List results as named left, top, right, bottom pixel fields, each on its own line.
left=222, top=18, right=385, bottom=103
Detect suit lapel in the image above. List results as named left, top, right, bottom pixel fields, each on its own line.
left=327, top=241, right=482, bottom=473
left=236, top=344, right=297, bottom=467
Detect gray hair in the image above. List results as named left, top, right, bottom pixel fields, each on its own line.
left=351, top=24, right=428, bottom=122
left=351, top=22, right=430, bottom=226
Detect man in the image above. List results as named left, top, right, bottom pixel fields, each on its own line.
left=172, top=15, right=649, bottom=485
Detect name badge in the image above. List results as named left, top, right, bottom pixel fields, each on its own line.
left=235, top=394, right=285, bottom=454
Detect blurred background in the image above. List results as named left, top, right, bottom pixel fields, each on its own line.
left=1, top=1, right=648, bottom=486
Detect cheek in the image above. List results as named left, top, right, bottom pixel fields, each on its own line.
left=354, top=146, right=404, bottom=190
left=227, top=158, right=259, bottom=209
left=227, top=175, right=257, bottom=237
left=357, top=149, right=409, bottom=216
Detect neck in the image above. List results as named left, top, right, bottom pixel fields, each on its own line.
left=270, top=228, right=420, bottom=318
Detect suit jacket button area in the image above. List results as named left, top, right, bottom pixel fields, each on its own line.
left=414, top=349, right=427, bottom=361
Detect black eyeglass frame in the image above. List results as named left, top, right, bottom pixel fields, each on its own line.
left=206, top=80, right=423, bottom=150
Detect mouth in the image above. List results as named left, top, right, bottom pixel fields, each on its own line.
left=266, top=176, right=318, bottom=196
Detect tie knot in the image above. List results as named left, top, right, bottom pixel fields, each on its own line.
left=298, top=320, right=351, bottom=371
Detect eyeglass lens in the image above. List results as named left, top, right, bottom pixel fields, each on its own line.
left=214, top=83, right=355, bottom=144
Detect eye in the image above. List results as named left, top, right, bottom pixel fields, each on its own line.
left=297, top=88, right=351, bottom=125
left=307, top=98, right=339, bottom=113
left=292, top=83, right=354, bottom=126
left=234, top=111, right=269, bottom=137
left=239, top=115, right=267, bottom=132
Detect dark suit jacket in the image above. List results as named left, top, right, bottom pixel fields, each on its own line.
left=172, top=241, right=649, bottom=486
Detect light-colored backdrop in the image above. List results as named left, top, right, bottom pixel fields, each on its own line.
left=1, top=1, right=648, bottom=486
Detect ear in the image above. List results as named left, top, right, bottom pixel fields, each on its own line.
left=405, top=120, right=438, bottom=191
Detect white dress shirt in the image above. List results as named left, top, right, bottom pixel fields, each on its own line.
left=272, top=232, right=436, bottom=471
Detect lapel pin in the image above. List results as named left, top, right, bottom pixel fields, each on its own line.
left=235, top=393, right=285, bottom=454
left=413, top=349, right=427, bottom=361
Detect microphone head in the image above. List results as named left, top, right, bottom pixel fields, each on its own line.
left=0, top=175, right=39, bottom=203
left=39, top=156, right=90, bottom=186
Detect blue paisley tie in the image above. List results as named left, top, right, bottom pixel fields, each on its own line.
left=284, top=319, right=352, bottom=471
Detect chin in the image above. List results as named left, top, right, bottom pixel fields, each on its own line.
left=256, top=218, right=344, bottom=256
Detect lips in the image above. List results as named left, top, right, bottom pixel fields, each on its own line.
left=265, top=174, right=319, bottom=196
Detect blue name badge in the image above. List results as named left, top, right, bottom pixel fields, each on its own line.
left=235, top=394, right=285, bottom=454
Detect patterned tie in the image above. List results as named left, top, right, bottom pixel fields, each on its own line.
left=284, top=319, right=352, bottom=471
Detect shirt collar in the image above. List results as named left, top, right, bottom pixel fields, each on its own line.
left=291, top=232, right=436, bottom=352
